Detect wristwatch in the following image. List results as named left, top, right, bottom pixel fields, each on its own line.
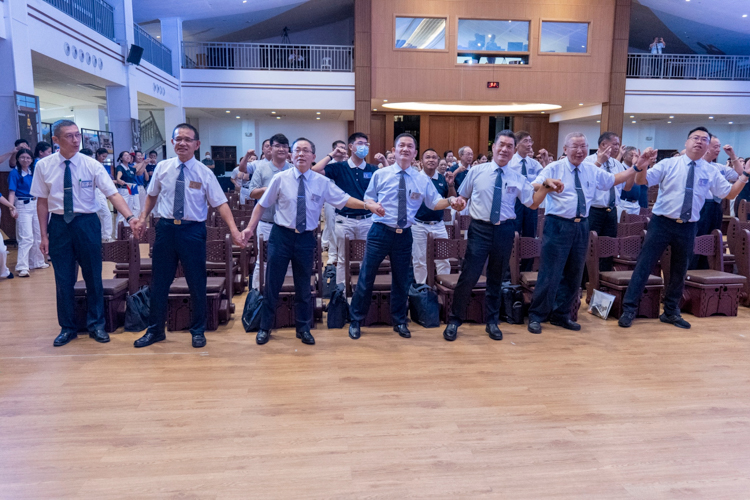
left=633, top=165, right=642, bottom=172
left=126, top=215, right=135, bottom=223
left=743, top=171, right=750, bottom=179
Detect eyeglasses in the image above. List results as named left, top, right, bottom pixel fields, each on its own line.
left=292, top=148, right=314, bottom=155
left=62, top=133, right=82, bottom=141
left=688, top=135, right=710, bottom=144
left=174, top=137, right=196, bottom=144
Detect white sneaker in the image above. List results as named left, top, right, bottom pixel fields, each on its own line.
left=34, top=263, right=50, bottom=269
left=18, top=270, right=30, bottom=277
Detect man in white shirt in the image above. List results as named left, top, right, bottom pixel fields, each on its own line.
left=133, top=123, right=243, bottom=349
left=31, top=120, right=142, bottom=347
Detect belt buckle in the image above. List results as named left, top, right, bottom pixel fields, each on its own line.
left=574, top=218, right=581, bottom=223
left=295, top=229, right=300, bottom=233
left=396, top=228, right=403, bottom=234
left=606, top=208, right=612, bottom=212
left=174, top=219, right=182, bottom=225
left=676, top=219, right=684, bottom=224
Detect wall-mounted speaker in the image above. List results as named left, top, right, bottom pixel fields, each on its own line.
left=126, top=44, right=144, bottom=65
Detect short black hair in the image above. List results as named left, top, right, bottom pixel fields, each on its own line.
left=332, top=140, right=346, bottom=149
left=292, top=137, right=316, bottom=154
left=15, top=139, right=29, bottom=147
left=173, top=123, right=199, bottom=141
left=148, top=150, right=157, bottom=156
left=422, top=148, right=438, bottom=158
left=494, top=129, right=516, bottom=146
left=443, top=150, right=453, bottom=157
left=262, top=139, right=271, bottom=148
left=348, top=132, right=368, bottom=145
left=34, top=141, right=52, bottom=158
left=79, top=148, right=94, bottom=157
left=515, top=130, right=531, bottom=142
left=394, top=133, right=417, bottom=148
left=688, top=126, right=711, bottom=139
left=96, top=148, right=109, bottom=156
left=598, top=131, right=619, bottom=145
left=52, top=119, right=77, bottom=138
left=270, top=133, right=289, bottom=148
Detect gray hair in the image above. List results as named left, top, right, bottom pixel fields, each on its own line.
left=52, top=119, right=77, bottom=137
left=458, top=146, right=472, bottom=157
left=564, top=132, right=588, bottom=147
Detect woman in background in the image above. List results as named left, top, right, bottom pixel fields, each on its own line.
left=114, top=151, right=140, bottom=235
left=8, top=148, right=47, bottom=277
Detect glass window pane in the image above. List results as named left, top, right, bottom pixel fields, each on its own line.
left=395, top=17, right=446, bottom=50
left=540, top=22, right=589, bottom=53
left=457, top=20, right=529, bottom=52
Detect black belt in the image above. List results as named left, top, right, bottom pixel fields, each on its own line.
left=547, top=214, right=588, bottom=223
left=472, top=218, right=514, bottom=227
left=17, top=197, right=36, bottom=204
left=590, top=206, right=615, bottom=213
left=339, top=213, right=372, bottom=220
left=655, top=214, right=694, bottom=224
left=160, top=218, right=202, bottom=226
left=414, top=218, right=443, bottom=225
left=375, top=222, right=410, bottom=234
left=274, top=223, right=315, bottom=234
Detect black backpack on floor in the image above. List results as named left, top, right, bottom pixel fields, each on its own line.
left=242, top=289, right=264, bottom=332
left=408, top=284, right=440, bottom=328
left=321, top=264, right=337, bottom=299
left=124, top=286, right=150, bottom=332
left=501, top=285, right=525, bottom=325
left=327, top=285, right=349, bottom=328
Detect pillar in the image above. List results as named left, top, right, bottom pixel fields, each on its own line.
left=159, top=17, right=182, bottom=78
left=354, top=0, right=371, bottom=136
left=600, top=0, right=631, bottom=137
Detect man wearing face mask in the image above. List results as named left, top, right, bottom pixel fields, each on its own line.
left=313, top=133, right=379, bottom=286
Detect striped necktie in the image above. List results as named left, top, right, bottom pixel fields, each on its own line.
left=63, top=160, right=75, bottom=223
left=680, top=161, right=696, bottom=221
left=296, top=174, right=307, bottom=232
left=173, top=164, right=185, bottom=221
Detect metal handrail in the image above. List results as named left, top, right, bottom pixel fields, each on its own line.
left=41, top=0, right=115, bottom=40
left=181, top=42, right=354, bottom=72
left=627, top=53, right=750, bottom=81
left=134, top=24, right=174, bottom=76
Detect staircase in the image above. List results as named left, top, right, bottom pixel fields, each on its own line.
left=141, top=111, right=165, bottom=154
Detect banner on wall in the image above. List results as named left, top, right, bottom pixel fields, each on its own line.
left=14, top=92, right=41, bottom=152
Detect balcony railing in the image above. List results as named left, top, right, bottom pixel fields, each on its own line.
left=134, top=24, right=174, bottom=76
left=182, top=42, right=354, bottom=72
left=42, top=0, right=115, bottom=40
left=627, top=53, right=750, bottom=80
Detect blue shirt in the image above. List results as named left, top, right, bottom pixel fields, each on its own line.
left=508, top=153, right=543, bottom=183
left=620, top=183, right=641, bottom=203
left=647, top=155, right=733, bottom=222
left=323, top=158, right=378, bottom=217
left=8, top=168, right=34, bottom=199
left=708, top=161, right=739, bottom=203
left=459, top=162, right=535, bottom=222
left=415, top=171, right=450, bottom=222
left=449, top=163, right=472, bottom=188
left=533, top=157, right=616, bottom=219
left=585, top=153, right=629, bottom=208
left=365, top=164, right=444, bottom=228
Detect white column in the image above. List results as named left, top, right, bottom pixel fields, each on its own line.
left=106, top=84, right=138, bottom=153
left=159, top=17, right=182, bottom=79
left=73, top=105, right=106, bottom=132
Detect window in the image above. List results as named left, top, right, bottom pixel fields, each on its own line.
left=395, top=17, right=446, bottom=50
left=457, top=19, right=530, bottom=65
left=540, top=22, right=589, bottom=53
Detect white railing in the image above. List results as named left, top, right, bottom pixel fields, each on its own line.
left=627, top=53, right=750, bottom=80
left=182, top=42, right=354, bottom=72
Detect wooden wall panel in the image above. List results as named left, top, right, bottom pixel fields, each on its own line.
left=354, top=0, right=372, bottom=135
left=369, top=114, right=386, bottom=162
left=427, top=116, right=453, bottom=155
left=455, top=116, right=480, bottom=157
left=601, top=0, right=631, bottom=136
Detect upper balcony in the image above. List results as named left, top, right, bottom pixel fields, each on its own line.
left=134, top=24, right=174, bottom=77
left=41, top=0, right=115, bottom=41
left=626, top=53, right=750, bottom=81
left=182, top=42, right=353, bottom=72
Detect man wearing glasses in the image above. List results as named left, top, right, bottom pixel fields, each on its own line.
left=312, top=132, right=379, bottom=286
left=619, top=127, right=750, bottom=329
left=241, top=138, right=384, bottom=346
left=30, top=120, right=143, bottom=346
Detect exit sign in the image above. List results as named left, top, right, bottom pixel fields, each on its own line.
left=487, top=82, right=499, bottom=88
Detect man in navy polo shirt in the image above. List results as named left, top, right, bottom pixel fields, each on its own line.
left=313, top=132, right=379, bottom=286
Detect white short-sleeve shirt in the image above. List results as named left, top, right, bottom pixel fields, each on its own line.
left=147, top=157, right=227, bottom=221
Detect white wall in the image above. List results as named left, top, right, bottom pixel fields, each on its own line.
left=625, top=79, right=750, bottom=116
left=556, top=122, right=601, bottom=158
left=252, top=18, right=355, bottom=46
left=257, top=117, right=348, bottom=158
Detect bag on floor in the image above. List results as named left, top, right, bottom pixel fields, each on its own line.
left=124, top=286, right=150, bottom=332
left=242, top=289, right=264, bottom=332
left=327, top=285, right=349, bottom=329
left=501, top=284, right=525, bottom=325
left=321, top=264, right=337, bottom=299
left=408, top=284, right=440, bottom=328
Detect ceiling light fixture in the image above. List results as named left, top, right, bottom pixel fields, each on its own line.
left=669, top=115, right=674, bottom=118
left=226, top=110, right=230, bottom=113
left=316, top=117, right=321, bottom=120
left=631, top=120, right=636, bottom=123
left=667, top=121, right=672, bottom=123
left=236, top=116, right=240, bottom=119
left=579, top=103, right=583, bottom=106
left=276, top=116, right=281, bottom=119
left=316, top=111, right=321, bottom=115
left=743, top=14, right=748, bottom=18
left=709, top=116, right=714, bottom=119
left=596, top=120, right=601, bottom=123
left=271, top=111, right=276, bottom=114
left=383, top=99, right=388, bottom=102
left=629, top=115, right=634, bottom=118
left=729, top=121, right=734, bottom=124
left=382, top=102, right=562, bottom=113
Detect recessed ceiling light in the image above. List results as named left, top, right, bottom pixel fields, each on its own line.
left=382, top=102, right=561, bottom=113
left=579, top=103, right=583, bottom=106
left=709, top=116, right=714, bottom=119
left=631, top=120, right=636, bottom=123
left=383, top=99, right=388, bottom=102
left=236, top=116, right=240, bottom=119
left=667, top=121, right=672, bottom=123
left=373, top=108, right=377, bottom=111
left=316, top=112, right=320, bottom=115
left=316, top=117, right=320, bottom=120
left=629, top=115, right=634, bottom=118
left=276, top=116, right=281, bottom=119
left=541, top=111, right=545, bottom=114
left=226, top=110, right=230, bottom=113
left=243, top=1, right=247, bottom=3
left=156, top=36, right=160, bottom=39
left=729, top=121, right=734, bottom=124
left=596, top=120, right=601, bottom=123
left=271, top=111, right=276, bottom=114
left=743, top=14, right=748, bottom=18
left=669, top=115, right=674, bottom=118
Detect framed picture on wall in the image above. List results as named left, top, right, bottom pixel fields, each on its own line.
left=81, top=129, right=101, bottom=151
left=41, top=122, right=52, bottom=144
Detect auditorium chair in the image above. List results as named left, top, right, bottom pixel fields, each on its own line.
left=620, top=212, right=650, bottom=224
left=584, top=232, right=663, bottom=319
left=167, top=234, right=235, bottom=331
left=343, top=237, right=393, bottom=326
left=662, top=229, right=746, bottom=317
left=733, top=228, right=750, bottom=307
left=206, top=223, right=248, bottom=295
left=257, top=234, right=323, bottom=329
left=75, top=236, right=141, bottom=332
left=114, top=223, right=156, bottom=287
left=721, top=198, right=732, bottom=234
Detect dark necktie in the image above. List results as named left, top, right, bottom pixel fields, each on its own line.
left=574, top=166, right=586, bottom=218
left=296, top=174, right=307, bottom=232
left=63, top=160, right=75, bottom=223
left=490, top=167, right=504, bottom=224
left=521, top=158, right=527, bottom=177
left=605, top=161, right=616, bottom=209
left=680, top=161, right=696, bottom=221
left=397, top=170, right=407, bottom=228
left=173, top=163, right=185, bottom=221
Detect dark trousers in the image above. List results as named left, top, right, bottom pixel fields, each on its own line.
left=514, top=199, right=538, bottom=272
left=588, top=206, right=618, bottom=271
left=148, top=219, right=207, bottom=336
left=449, top=219, right=514, bottom=325
left=623, top=215, right=697, bottom=316
left=691, top=200, right=723, bottom=269
left=48, top=213, right=104, bottom=333
left=529, top=215, right=588, bottom=323
left=350, top=222, right=412, bottom=325
left=260, top=224, right=315, bottom=332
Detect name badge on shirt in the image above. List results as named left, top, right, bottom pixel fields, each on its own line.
left=438, top=182, right=444, bottom=187
left=189, top=181, right=202, bottom=190
left=363, top=172, right=373, bottom=179
left=698, top=178, right=708, bottom=187
left=311, top=194, right=321, bottom=203
left=410, top=192, right=421, bottom=200
left=506, top=186, right=518, bottom=194
left=80, top=180, right=93, bottom=188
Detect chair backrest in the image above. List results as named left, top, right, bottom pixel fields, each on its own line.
left=455, top=214, right=472, bottom=233
left=536, top=211, right=545, bottom=235
left=102, top=236, right=141, bottom=295
left=620, top=213, right=650, bottom=224
left=425, top=233, right=468, bottom=287
left=617, top=221, right=648, bottom=237
left=739, top=199, right=750, bottom=221
left=661, top=229, right=723, bottom=286
left=206, top=234, right=233, bottom=297
left=639, top=207, right=652, bottom=217
left=344, top=237, right=368, bottom=296
left=443, top=209, right=452, bottom=223
left=727, top=217, right=750, bottom=256
left=509, top=233, right=543, bottom=285
left=735, top=229, right=750, bottom=304
left=585, top=232, right=644, bottom=298
left=445, top=224, right=457, bottom=239
left=647, top=185, right=659, bottom=205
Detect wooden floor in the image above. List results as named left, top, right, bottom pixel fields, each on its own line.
left=2, top=246, right=750, bottom=499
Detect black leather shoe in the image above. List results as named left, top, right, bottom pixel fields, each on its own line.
left=394, top=324, right=411, bottom=338
left=296, top=330, right=315, bottom=345
left=89, top=330, right=110, bottom=343
left=349, top=322, right=361, bottom=340
left=618, top=311, right=636, bottom=328
left=134, top=331, right=166, bottom=348
left=550, top=318, right=581, bottom=331
left=53, top=331, right=78, bottom=346
left=660, top=313, right=691, bottom=329
left=256, top=329, right=271, bottom=345
left=192, top=334, right=206, bottom=348
left=443, top=323, right=458, bottom=342
left=528, top=321, right=542, bottom=334
left=486, top=323, right=503, bottom=340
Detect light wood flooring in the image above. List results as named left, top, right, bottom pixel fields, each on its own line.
left=1, top=246, right=750, bottom=499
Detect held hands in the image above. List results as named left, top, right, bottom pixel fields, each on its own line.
left=231, top=229, right=246, bottom=248
left=129, top=218, right=144, bottom=240
left=8, top=206, right=18, bottom=219
left=364, top=200, right=386, bottom=217
left=544, top=179, right=565, bottom=193
left=450, top=196, right=466, bottom=211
